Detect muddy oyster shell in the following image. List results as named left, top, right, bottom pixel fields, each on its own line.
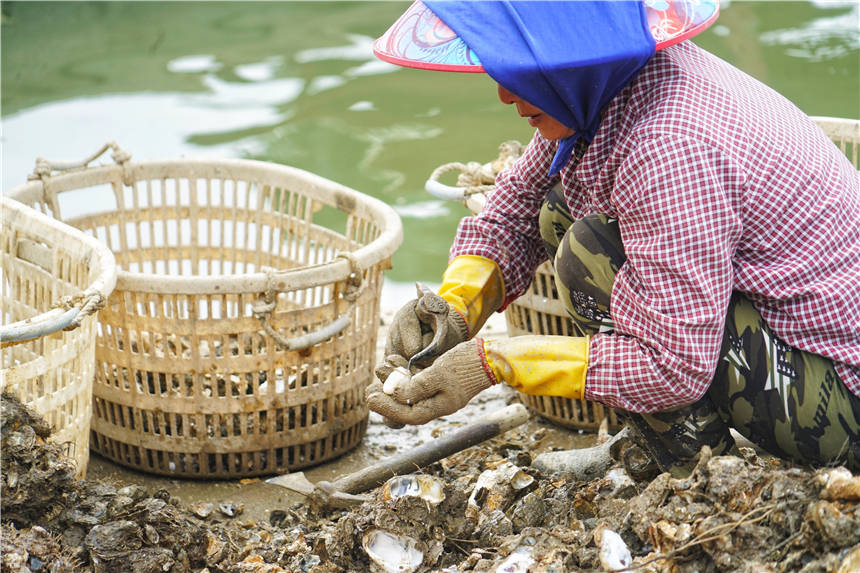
left=218, top=502, right=243, bottom=517
left=381, top=475, right=445, bottom=505
left=362, top=529, right=424, bottom=573
left=495, top=546, right=536, bottom=572
left=466, top=461, right=534, bottom=521
left=817, top=467, right=860, bottom=500
left=190, top=502, right=215, bottom=519
left=648, top=520, right=692, bottom=554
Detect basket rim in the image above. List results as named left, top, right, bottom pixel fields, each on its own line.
left=810, top=115, right=860, bottom=139
left=1, top=196, right=118, bottom=339
left=7, top=157, right=404, bottom=295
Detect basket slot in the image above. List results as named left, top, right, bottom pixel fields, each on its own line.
left=812, top=116, right=860, bottom=169
left=89, top=404, right=370, bottom=478
left=504, top=260, right=624, bottom=432
left=3, top=260, right=56, bottom=324
left=89, top=396, right=367, bottom=450
left=14, top=238, right=54, bottom=273
left=76, top=202, right=358, bottom=281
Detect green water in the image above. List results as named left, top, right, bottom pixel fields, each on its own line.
left=2, top=1, right=858, bottom=282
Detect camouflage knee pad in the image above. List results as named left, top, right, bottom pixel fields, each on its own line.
left=537, top=198, right=860, bottom=474
left=539, top=193, right=623, bottom=335
left=538, top=183, right=575, bottom=261
left=712, top=293, right=860, bottom=471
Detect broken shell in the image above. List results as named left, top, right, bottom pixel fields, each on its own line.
left=605, top=468, right=635, bottom=493
left=6, top=469, right=18, bottom=490
left=817, top=467, right=860, bottom=500
left=648, top=519, right=692, bottom=554
left=597, top=527, right=632, bottom=572
left=383, top=367, right=411, bottom=395
left=806, top=500, right=855, bottom=544
left=191, top=502, right=215, bottom=519
left=85, top=521, right=143, bottom=557
left=143, top=524, right=160, bottom=544
left=838, top=546, right=860, bottom=573
left=8, top=426, right=36, bottom=450
left=117, top=484, right=148, bottom=502
left=206, top=532, right=227, bottom=562
left=510, top=469, right=535, bottom=491
left=495, top=546, right=536, bottom=572
left=218, top=502, right=243, bottom=517
left=510, top=492, right=548, bottom=531
left=362, top=529, right=424, bottom=573
left=477, top=509, right=513, bottom=546
left=466, top=461, right=535, bottom=521
left=381, top=475, right=445, bottom=505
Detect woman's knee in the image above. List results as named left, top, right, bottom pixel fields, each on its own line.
left=553, top=214, right=624, bottom=333
left=554, top=214, right=624, bottom=295
left=538, top=184, right=574, bottom=260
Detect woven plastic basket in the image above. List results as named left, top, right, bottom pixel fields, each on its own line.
left=813, top=116, right=859, bottom=164
left=427, top=116, right=860, bottom=432
left=8, top=143, right=403, bottom=478
left=1, top=196, right=118, bottom=478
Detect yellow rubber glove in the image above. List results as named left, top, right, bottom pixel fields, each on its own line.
left=483, top=335, right=589, bottom=399
left=438, top=255, right=505, bottom=337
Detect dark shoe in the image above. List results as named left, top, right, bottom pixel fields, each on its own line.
left=612, top=437, right=660, bottom=482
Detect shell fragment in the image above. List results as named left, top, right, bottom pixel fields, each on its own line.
left=362, top=529, right=424, bottom=573
left=383, top=367, right=411, bottom=395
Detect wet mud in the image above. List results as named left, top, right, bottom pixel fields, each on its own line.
left=3, top=390, right=859, bottom=573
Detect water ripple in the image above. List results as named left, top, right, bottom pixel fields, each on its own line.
left=760, top=4, right=860, bottom=62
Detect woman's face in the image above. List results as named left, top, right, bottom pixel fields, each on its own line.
left=497, top=84, right=575, bottom=141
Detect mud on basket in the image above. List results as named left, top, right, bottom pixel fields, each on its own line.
left=1, top=196, right=117, bottom=478
left=7, top=143, right=402, bottom=478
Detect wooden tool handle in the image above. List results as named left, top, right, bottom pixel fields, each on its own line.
left=332, top=403, right=529, bottom=494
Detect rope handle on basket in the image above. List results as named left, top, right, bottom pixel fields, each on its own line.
left=424, top=162, right=496, bottom=201
left=0, top=288, right=108, bottom=348
left=423, top=140, right=524, bottom=202
left=27, top=141, right=132, bottom=180
left=252, top=253, right=366, bottom=352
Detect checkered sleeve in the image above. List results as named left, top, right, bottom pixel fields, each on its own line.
left=449, top=132, right=560, bottom=303
left=585, top=136, right=745, bottom=413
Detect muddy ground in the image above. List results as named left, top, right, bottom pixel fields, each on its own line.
left=3, top=291, right=859, bottom=572
left=2, top=386, right=859, bottom=573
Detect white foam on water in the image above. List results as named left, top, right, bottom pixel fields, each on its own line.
left=167, top=54, right=222, bottom=74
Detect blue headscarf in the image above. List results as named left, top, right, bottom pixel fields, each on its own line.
left=424, top=1, right=656, bottom=175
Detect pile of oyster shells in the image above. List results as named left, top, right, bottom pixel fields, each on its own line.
left=323, top=442, right=860, bottom=572
left=2, top=391, right=859, bottom=572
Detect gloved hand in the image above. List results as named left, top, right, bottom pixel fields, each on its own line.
left=372, top=288, right=470, bottom=428
left=372, top=254, right=504, bottom=427
left=369, top=334, right=591, bottom=426
left=378, top=255, right=504, bottom=374
left=381, top=294, right=470, bottom=372
left=367, top=339, right=496, bottom=425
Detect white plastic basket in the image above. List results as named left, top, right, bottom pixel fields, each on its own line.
left=1, top=196, right=118, bottom=478
left=7, top=143, right=403, bottom=478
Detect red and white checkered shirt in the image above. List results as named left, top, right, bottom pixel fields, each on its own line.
left=450, top=42, right=860, bottom=412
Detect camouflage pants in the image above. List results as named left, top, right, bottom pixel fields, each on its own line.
left=539, top=188, right=860, bottom=474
